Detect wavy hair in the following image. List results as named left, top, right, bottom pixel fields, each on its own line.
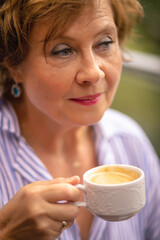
left=0, top=0, right=143, bottom=99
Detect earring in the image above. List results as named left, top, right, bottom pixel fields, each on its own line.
left=11, top=83, right=22, bottom=98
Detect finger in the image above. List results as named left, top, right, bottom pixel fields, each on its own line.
left=46, top=219, right=74, bottom=239
left=31, top=176, right=80, bottom=186
left=50, top=176, right=80, bottom=185
left=45, top=201, right=80, bottom=222
left=59, top=220, right=74, bottom=232
left=41, top=183, right=81, bottom=203
left=63, top=176, right=80, bottom=185
left=20, top=176, right=81, bottom=203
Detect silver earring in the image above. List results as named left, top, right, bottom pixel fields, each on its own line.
left=11, top=83, right=22, bottom=98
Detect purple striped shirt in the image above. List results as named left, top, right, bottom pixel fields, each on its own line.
left=0, top=98, right=160, bottom=240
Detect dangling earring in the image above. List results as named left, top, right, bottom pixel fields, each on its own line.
left=11, top=82, right=22, bottom=98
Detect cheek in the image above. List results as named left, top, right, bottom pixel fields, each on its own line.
left=23, top=67, right=73, bottom=101
left=103, top=54, right=122, bottom=105
left=107, top=59, right=122, bottom=89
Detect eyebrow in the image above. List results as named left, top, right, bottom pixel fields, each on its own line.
left=56, top=23, right=117, bottom=42
left=95, top=24, right=117, bottom=37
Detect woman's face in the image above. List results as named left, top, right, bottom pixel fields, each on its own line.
left=16, top=0, right=122, bottom=128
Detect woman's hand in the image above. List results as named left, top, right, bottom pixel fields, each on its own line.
left=0, top=176, right=81, bottom=240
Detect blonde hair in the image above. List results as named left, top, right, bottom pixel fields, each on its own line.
left=0, top=0, right=143, bottom=99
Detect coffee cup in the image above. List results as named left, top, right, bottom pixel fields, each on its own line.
left=73, top=164, right=146, bottom=221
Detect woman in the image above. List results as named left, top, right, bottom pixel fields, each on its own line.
left=0, top=0, right=160, bottom=239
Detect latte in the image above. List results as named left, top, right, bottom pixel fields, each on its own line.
left=88, top=166, right=140, bottom=184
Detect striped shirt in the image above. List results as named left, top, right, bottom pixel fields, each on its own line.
left=0, top=98, right=160, bottom=240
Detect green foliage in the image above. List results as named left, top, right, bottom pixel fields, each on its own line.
left=140, top=0, right=160, bottom=42
left=126, top=0, right=160, bottom=55
left=111, top=70, right=160, bottom=157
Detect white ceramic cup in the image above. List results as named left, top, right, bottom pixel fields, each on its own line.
left=73, top=164, right=146, bottom=221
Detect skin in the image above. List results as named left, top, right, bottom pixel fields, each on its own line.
left=12, top=0, right=122, bottom=137
left=0, top=0, right=122, bottom=239
left=0, top=177, right=81, bottom=240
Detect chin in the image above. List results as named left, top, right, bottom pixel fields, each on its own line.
left=74, top=110, right=106, bottom=126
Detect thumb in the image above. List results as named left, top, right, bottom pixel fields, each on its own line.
left=65, top=176, right=80, bottom=185
left=51, top=176, right=80, bottom=185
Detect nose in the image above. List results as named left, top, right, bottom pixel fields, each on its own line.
left=76, top=54, right=105, bottom=84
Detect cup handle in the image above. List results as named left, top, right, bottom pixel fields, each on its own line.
left=71, top=184, right=87, bottom=207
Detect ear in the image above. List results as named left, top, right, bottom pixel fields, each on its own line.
left=4, top=62, right=23, bottom=83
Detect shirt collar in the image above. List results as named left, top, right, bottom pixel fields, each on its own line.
left=0, top=98, right=111, bottom=141
left=0, top=98, right=21, bottom=137
left=92, top=111, right=117, bottom=166
left=0, top=98, right=116, bottom=181
left=92, top=109, right=115, bottom=141
left=13, top=137, right=52, bottom=182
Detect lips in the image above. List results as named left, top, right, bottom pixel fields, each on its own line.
left=69, top=93, right=102, bottom=106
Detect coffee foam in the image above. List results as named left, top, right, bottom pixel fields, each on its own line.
left=88, top=166, right=140, bottom=185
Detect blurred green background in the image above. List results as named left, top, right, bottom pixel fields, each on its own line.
left=111, top=0, right=160, bottom=158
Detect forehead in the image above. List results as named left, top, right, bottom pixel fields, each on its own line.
left=68, top=0, right=113, bottom=28
left=66, top=0, right=114, bottom=32
left=31, top=0, right=114, bottom=44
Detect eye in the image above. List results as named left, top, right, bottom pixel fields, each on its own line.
left=50, top=44, right=73, bottom=57
left=96, top=37, right=113, bottom=51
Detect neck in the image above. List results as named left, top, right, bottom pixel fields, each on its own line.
left=12, top=100, right=92, bottom=156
